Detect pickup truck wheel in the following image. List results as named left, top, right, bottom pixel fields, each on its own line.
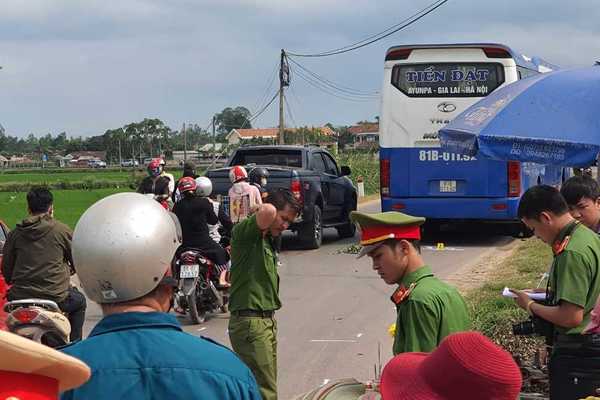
left=336, top=220, right=356, bottom=238
left=337, top=199, right=357, bottom=239
left=301, top=206, right=322, bottom=249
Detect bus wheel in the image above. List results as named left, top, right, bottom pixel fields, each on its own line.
left=511, top=223, right=533, bottom=238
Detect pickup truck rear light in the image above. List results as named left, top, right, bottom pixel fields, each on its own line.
left=291, top=177, right=303, bottom=203
left=380, top=159, right=390, bottom=197
left=507, top=161, right=521, bottom=197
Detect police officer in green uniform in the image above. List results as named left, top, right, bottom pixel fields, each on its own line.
left=512, top=185, right=600, bottom=400
left=228, top=189, right=301, bottom=400
left=350, top=211, right=470, bottom=355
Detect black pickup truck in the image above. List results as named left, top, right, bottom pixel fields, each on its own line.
left=206, top=145, right=357, bottom=249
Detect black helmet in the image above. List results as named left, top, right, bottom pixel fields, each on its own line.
left=249, top=167, right=269, bottom=185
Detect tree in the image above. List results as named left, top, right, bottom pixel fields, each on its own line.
left=214, top=106, right=252, bottom=135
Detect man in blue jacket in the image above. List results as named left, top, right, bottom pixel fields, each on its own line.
left=60, top=192, right=261, bottom=400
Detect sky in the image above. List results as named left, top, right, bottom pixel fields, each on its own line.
left=0, top=0, right=599, bottom=138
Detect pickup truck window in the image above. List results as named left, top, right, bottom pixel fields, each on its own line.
left=231, top=150, right=302, bottom=168
left=322, top=153, right=339, bottom=176
left=311, top=153, right=326, bottom=173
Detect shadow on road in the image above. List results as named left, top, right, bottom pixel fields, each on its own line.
left=421, top=221, right=518, bottom=248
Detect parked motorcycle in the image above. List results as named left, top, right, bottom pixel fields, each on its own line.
left=174, top=248, right=229, bottom=324
left=3, top=299, right=71, bottom=348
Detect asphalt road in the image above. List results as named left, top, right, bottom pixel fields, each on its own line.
left=81, top=199, right=514, bottom=399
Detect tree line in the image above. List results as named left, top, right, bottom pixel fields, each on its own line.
left=0, top=106, right=375, bottom=162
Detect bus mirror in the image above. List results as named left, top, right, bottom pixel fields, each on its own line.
left=340, top=166, right=351, bottom=176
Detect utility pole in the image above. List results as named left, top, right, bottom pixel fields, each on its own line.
left=212, top=115, right=217, bottom=164
left=279, top=49, right=290, bottom=145
left=183, top=123, right=187, bottom=161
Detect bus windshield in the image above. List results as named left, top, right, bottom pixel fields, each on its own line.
left=391, top=62, right=506, bottom=98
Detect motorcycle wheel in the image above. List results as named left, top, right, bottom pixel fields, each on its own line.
left=187, top=290, right=206, bottom=324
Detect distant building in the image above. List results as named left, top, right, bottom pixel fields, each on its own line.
left=226, top=126, right=337, bottom=146
left=226, top=128, right=278, bottom=145
left=348, top=123, right=379, bottom=149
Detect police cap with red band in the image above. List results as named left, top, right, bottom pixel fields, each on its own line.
left=350, top=211, right=426, bottom=258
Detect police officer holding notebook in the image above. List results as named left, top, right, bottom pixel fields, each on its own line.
left=512, top=185, right=600, bottom=399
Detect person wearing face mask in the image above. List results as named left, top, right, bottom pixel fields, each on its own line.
left=228, top=188, right=301, bottom=400
left=60, top=193, right=261, bottom=400
left=349, top=211, right=470, bottom=355
left=249, top=167, right=270, bottom=202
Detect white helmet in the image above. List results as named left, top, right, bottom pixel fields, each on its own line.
left=72, top=193, right=180, bottom=304
left=195, top=176, right=213, bottom=197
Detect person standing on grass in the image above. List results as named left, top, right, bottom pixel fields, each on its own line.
left=228, top=189, right=300, bottom=400
left=512, top=185, right=600, bottom=400
left=1, top=187, right=86, bottom=342
left=560, top=175, right=600, bottom=234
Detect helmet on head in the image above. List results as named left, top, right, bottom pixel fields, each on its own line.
left=249, top=167, right=269, bottom=185
left=72, top=193, right=180, bottom=304
left=229, top=165, right=248, bottom=183
left=148, top=158, right=163, bottom=177
left=178, top=176, right=197, bottom=194
left=195, top=177, right=213, bottom=197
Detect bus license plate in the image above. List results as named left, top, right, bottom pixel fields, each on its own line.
left=180, top=264, right=199, bottom=279
left=440, top=180, right=457, bottom=193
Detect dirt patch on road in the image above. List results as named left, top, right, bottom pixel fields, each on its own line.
left=444, top=239, right=521, bottom=293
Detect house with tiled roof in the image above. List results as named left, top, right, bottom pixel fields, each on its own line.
left=348, top=123, right=379, bottom=149
left=226, top=126, right=336, bottom=145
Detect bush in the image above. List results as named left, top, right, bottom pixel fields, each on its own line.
left=336, top=150, right=379, bottom=196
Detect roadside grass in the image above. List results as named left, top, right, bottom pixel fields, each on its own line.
left=0, top=188, right=131, bottom=229
left=336, top=151, right=379, bottom=196
left=466, top=238, right=552, bottom=358
left=0, top=170, right=138, bottom=183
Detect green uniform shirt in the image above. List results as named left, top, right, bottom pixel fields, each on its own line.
left=548, top=222, right=600, bottom=335
left=393, top=266, right=470, bottom=355
left=229, top=215, right=281, bottom=312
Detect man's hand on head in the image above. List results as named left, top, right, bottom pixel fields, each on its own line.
left=256, top=204, right=277, bottom=231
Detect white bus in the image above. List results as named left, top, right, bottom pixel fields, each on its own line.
left=379, top=43, right=562, bottom=231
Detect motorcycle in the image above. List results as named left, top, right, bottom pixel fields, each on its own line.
left=3, top=299, right=71, bottom=348
left=174, top=248, right=229, bottom=324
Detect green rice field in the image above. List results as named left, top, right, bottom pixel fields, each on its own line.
left=0, top=188, right=131, bottom=229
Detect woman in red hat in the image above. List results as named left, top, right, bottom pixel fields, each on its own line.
left=380, top=331, right=522, bottom=400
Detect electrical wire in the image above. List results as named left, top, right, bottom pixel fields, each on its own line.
left=287, top=0, right=448, bottom=57
left=288, top=57, right=378, bottom=97
left=283, top=94, right=298, bottom=128
left=251, top=62, right=280, bottom=116
left=291, top=65, right=379, bottom=103
left=248, top=90, right=280, bottom=123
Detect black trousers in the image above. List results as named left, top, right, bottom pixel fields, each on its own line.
left=56, top=287, right=87, bottom=342
left=550, top=342, right=600, bottom=399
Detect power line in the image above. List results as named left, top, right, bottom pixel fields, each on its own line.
left=287, top=0, right=448, bottom=57
left=284, top=95, right=298, bottom=128
left=288, top=57, right=378, bottom=97
left=249, top=90, right=280, bottom=123
left=291, top=65, right=379, bottom=103
left=251, top=62, right=280, bottom=116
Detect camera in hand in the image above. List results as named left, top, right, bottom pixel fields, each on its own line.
left=512, top=315, right=553, bottom=336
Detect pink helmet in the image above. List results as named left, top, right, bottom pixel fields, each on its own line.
left=229, top=165, right=248, bottom=183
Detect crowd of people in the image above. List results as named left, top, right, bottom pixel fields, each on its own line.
left=3, top=159, right=600, bottom=399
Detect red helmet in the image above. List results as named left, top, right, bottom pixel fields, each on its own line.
left=148, top=158, right=163, bottom=177
left=178, top=176, right=197, bottom=194
left=229, top=165, right=248, bottom=183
